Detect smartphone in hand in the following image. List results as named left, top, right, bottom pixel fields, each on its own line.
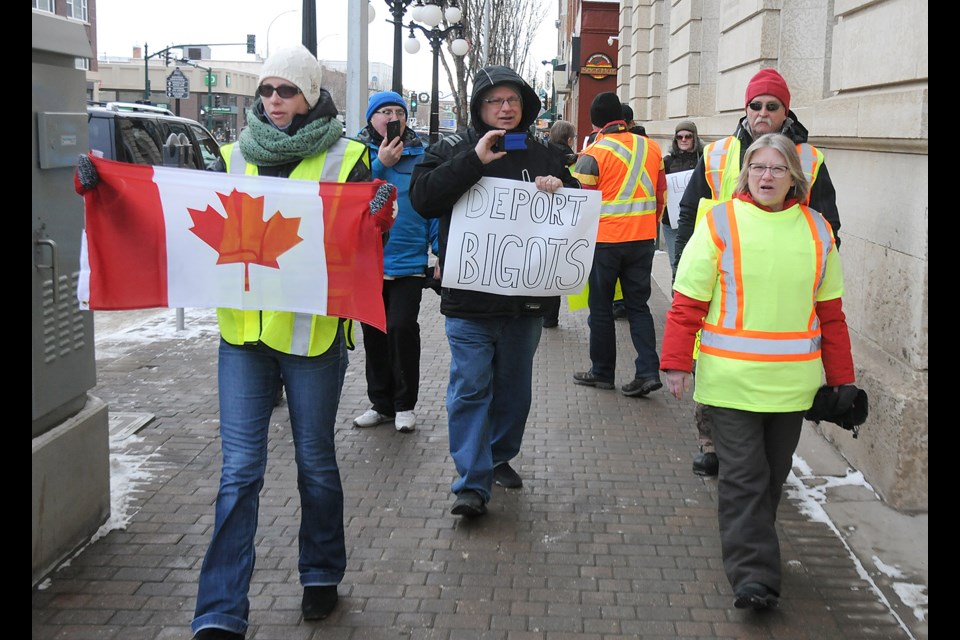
left=387, top=120, right=401, bottom=144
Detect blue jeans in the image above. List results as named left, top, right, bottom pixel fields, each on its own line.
left=661, top=222, right=679, bottom=283
left=586, top=240, right=660, bottom=381
left=445, top=316, right=542, bottom=502
left=192, top=334, right=348, bottom=636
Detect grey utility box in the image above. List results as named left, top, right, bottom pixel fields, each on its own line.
left=32, top=10, right=110, bottom=586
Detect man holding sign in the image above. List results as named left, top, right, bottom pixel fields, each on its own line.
left=410, top=65, right=582, bottom=518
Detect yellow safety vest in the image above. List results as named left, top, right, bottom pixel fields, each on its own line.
left=701, top=136, right=824, bottom=207
left=217, top=138, right=369, bottom=356
left=675, top=199, right=842, bottom=411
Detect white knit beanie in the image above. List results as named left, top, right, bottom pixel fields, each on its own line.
left=257, top=45, right=323, bottom=109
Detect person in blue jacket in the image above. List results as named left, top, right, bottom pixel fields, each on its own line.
left=353, top=91, right=439, bottom=434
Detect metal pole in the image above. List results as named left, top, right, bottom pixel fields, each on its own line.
left=206, top=66, right=213, bottom=130
left=176, top=308, right=184, bottom=331
left=429, top=31, right=440, bottom=145
left=143, top=43, right=149, bottom=101
left=389, top=0, right=408, bottom=93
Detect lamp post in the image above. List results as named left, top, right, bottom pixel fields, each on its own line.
left=267, top=9, right=299, bottom=59
left=382, top=0, right=416, bottom=93
left=403, top=1, right=468, bottom=144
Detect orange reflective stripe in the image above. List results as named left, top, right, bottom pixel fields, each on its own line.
left=699, top=201, right=831, bottom=362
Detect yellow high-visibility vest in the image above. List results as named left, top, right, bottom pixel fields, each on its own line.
left=216, top=138, right=368, bottom=356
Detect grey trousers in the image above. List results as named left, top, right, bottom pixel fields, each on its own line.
left=707, top=405, right=803, bottom=595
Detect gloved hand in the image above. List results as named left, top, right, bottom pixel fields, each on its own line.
left=805, top=384, right=869, bottom=438
left=75, top=153, right=100, bottom=193
left=423, top=264, right=442, bottom=295
left=369, top=181, right=398, bottom=234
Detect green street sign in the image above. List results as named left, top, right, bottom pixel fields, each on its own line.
left=204, top=73, right=218, bottom=87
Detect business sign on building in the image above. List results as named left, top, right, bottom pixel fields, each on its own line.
left=580, top=53, right=616, bottom=80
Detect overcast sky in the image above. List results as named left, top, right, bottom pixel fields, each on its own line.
left=93, top=0, right=559, bottom=96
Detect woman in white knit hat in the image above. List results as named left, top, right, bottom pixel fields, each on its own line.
left=190, top=45, right=386, bottom=640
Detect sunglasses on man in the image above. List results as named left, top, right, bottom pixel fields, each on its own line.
left=747, top=101, right=782, bottom=112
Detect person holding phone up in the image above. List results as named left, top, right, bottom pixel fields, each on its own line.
left=410, top=65, right=580, bottom=518
left=353, top=91, right=439, bottom=435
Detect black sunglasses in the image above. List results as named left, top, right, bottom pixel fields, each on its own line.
left=748, top=101, right=782, bottom=112
left=257, top=83, right=302, bottom=99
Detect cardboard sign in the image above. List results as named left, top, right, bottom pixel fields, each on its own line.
left=443, top=177, right=601, bottom=296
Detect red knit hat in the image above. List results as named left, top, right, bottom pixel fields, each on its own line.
left=744, top=68, right=790, bottom=113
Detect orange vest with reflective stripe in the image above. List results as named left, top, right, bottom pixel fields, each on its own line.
left=581, top=131, right=663, bottom=243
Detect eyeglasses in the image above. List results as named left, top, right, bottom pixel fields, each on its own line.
left=676, top=133, right=693, bottom=140
left=257, top=83, right=302, bottom=99
left=374, top=108, right=407, bottom=119
left=481, top=96, right=522, bottom=108
left=747, top=163, right=789, bottom=178
left=747, top=101, right=782, bottom=112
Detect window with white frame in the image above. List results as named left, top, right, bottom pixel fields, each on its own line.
left=65, top=0, right=89, bottom=21
left=33, top=0, right=53, bottom=11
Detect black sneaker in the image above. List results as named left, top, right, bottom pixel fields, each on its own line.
left=193, top=629, right=244, bottom=640
left=451, top=490, right=487, bottom=517
left=620, top=377, right=663, bottom=397
left=693, top=450, right=719, bottom=477
left=493, top=463, right=523, bottom=488
left=612, top=303, right=627, bottom=319
left=734, top=582, right=779, bottom=610
left=302, top=585, right=338, bottom=620
left=573, top=371, right=615, bottom=389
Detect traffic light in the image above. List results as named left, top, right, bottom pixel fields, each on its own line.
left=164, top=49, right=170, bottom=66
left=410, top=90, right=417, bottom=113
left=215, top=95, right=222, bottom=108
left=246, top=34, right=256, bottom=54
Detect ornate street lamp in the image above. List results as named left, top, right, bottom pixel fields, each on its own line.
left=403, top=0, right=468, bottom=144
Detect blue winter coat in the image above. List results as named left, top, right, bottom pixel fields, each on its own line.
left=357, top=126, right=439, bottom=277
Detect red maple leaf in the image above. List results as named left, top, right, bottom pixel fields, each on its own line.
left=188, top=188, right=303, bottom=291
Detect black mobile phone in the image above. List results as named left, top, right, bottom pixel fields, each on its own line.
left=386, top=120, right=401, bottom=143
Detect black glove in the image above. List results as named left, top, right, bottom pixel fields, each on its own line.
left=76, top=154, right=100, bottom=190
left=805, top=384, right=869, bottom=438
left=423, top=265, right=441, bottom=295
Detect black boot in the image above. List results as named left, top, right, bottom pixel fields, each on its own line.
left=302, top=585, right=338, bottom=620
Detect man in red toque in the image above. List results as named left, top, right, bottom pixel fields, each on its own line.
left=672, top=68, right=843, bottom=478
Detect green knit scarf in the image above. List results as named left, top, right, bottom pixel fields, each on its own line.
left=238, top=109, right=344, bottom=166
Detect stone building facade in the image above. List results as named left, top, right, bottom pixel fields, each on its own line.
left=610, top=0, right=927, bottom=511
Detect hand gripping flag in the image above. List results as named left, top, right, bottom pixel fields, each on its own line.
left=76, top=154, right=395, bottom=331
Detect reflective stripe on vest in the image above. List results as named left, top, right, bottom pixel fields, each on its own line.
left=218, top=138, right=365, bottom=356
left=703, top=137, right=824, bottom=205
left=587, top=133, right=661, bottom=242
left=698, top=200, right=833, bottom=362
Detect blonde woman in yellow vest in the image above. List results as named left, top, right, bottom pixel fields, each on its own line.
left=660, top=133, right=855, bottom=612
left=192, top=46, right=386, bottom=640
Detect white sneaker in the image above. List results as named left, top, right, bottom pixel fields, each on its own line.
left=353, top=409, right=390, bottom=428
left=395, top=410, right=416, bottom=433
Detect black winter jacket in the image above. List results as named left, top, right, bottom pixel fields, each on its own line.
left=674, top=113, right=841, bottom=263
left=409, top=65, right=580, bottom=319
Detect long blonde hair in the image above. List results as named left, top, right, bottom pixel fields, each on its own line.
left=734, top=133, right=810, bottom=204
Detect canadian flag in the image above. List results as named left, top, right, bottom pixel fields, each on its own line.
left=77, top=154, right=394, bottom=332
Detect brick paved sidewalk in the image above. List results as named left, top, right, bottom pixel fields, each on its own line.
left=32, top=274, right=916, bottom=639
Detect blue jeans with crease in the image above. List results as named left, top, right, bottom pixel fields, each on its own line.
left=445, top=316, right=542, bottom=502
left=192, top=335, right=348, bottom=636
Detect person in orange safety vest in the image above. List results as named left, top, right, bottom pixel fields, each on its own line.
left=571, top=92, right=667, bottom=399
